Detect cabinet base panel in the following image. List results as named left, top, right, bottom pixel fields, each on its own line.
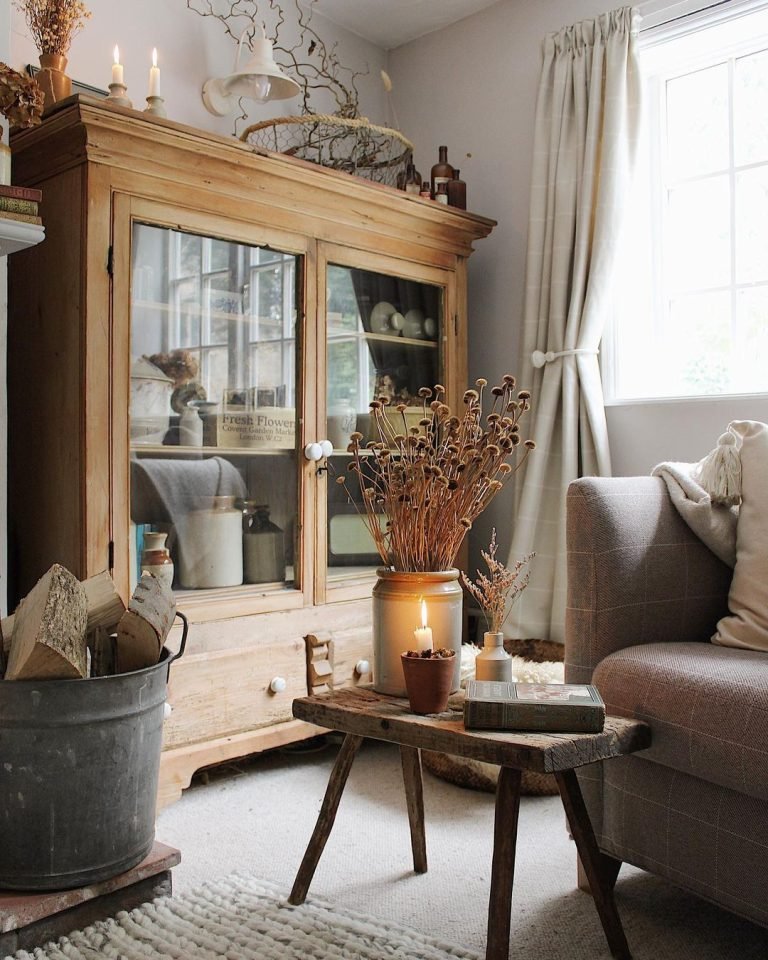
left=157, top=719, right=325, bottom=810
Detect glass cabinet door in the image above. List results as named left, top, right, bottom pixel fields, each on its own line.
left=129, top=222, right=301, bottom=598
left=325, top=262, right=444, bottom=585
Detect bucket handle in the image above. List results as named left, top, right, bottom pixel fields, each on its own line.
left=165, top=610, right=189, bottom=678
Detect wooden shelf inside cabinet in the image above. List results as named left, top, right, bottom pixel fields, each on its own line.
left=362, top=333, right=438, bottom=348
left=0, top=217, right=45, bottom=256
left=130, top=444, right=296, bottom=457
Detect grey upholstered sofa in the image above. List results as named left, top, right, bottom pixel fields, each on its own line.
left=565, top=476, right=768, bottom=929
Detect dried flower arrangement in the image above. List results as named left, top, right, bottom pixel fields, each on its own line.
left=14, top=0, right=91, bottom=56
left=461, top=529, right=533, bottom=634
left=338, top=377, right=534, bottom=573
left=0, top=63, right=44, bottom=130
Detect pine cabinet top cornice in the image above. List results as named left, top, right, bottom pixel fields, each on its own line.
left=12, top=95, right=495, bottom=261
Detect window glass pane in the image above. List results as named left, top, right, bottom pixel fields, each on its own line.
left=736, top=166, right=768, bottom=284
left=735, top=48, right=768, bottom=165
left=667, top=175, right=730, bottom=291
left=666, top=63, right=729, bottom=179
left=736, top=286, right=768, bottom=392
left=666, top=291, right=731, bottom=395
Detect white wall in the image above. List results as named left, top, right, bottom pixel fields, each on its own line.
left=9, top=0, right=388, bottom=136
left=390, top=0, right=768, bottom=568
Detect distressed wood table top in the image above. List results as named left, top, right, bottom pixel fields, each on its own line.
left=292, top=686, right=651, bottom=774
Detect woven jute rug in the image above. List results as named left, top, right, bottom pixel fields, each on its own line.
left=7, top=875, right=480, bottom=960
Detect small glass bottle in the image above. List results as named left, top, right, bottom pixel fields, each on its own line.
left=474, top=631, right=512, bottom=682
left=430, top=145, right=454, bottom=199
left=402, top=162, right=423, bottom=195
left=447, top=169, right=467, bottom=210
left=435, top=182, right=449, bottom=205
left=244, top=504, right=286, bottom=584
left=419, top=181, right=431, bottom=199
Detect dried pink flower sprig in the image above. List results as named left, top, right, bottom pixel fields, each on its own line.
left=338, top=376, right=534, bottom=572
left=461, top=528, right=533, bottom=634
left=15, top=0, right=91, bottom=56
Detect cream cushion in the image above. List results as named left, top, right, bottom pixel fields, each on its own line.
left=713, top=420, right=768, bottom=651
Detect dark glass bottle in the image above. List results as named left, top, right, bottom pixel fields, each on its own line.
left=430, top=145, right=454, bottom=199
left=435, top=181, right=449, bottom=205
left=419, top=181, right=431, bottom=199
left=447, top=169, right=467, bottom=210
left=402, top=162, right=423, bottom=194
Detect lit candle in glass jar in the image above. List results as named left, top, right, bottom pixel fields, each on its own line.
left=148, top=48, right=161, bottom=97
left=413, top=599, right=433, bottom=652
left=112, top=46, right=124, bottom=85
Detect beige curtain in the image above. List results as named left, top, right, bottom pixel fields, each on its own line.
left=507, top=6, right=642, bottom=644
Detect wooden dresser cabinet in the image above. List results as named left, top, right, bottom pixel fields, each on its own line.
left=8, top=96, right=494, bottom=808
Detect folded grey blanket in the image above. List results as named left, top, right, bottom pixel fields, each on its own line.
left=131, top=456, right=247, bottom=525
left=651, top=461, right=738, bottom=568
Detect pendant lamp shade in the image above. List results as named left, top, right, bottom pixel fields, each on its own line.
left=203, top=26, right=300, bottom=116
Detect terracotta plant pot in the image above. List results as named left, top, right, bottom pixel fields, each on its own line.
left=401, top=650, right=456, bottom=715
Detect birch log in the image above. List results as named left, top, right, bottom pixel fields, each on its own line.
left=116, top=575, right=176, bottom=673
left=82, top=571, right=126, bottom=632
left=5, top=564, right=88, bottom=680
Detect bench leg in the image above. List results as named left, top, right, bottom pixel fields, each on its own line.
left=288, top=733, right=364, bottom=905
left=486, top=766, right=522, bottom=960
left=556, top=769, right=631, bottom=960
left=400, top=746, right=427, bottom=873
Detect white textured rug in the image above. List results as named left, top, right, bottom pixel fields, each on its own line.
left=7, top=875, right=480, bottom=960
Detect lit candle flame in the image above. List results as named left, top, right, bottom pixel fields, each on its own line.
left=113, top=45, right=120, bottom=64
left=152, top=47, right=158, bottom=68
left=420, top=599, right=427, bottom=630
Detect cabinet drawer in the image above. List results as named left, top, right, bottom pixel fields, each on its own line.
left=164, top=637, right=307, bottom=749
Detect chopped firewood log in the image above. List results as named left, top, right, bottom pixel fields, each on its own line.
left=89, top=625, right=118, bottom=677
left=116, top=574, right=176, bottom=673
left=82, top=570, right=126, bottom=632
left=5, top=564, right=88, bottom=680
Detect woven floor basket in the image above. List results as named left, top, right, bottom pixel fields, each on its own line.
left=422, top=638, right=565, bottom=797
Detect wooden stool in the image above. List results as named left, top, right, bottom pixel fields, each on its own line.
left=289, top=688, right=650, bottom=960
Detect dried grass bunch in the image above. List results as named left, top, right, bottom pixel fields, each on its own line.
left=0, top=63, right=44, bottom=129
left=461, top=529, right=533, bottom=634
left=338, top=376, right=534, bottom=572
left=15, top=0, right=91, bottom=56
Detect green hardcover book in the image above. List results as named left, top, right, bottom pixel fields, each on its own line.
left=0, top=196, right=38, bottom=216
left=463, top=680, right=606, bottom=733
left=0, top=210, right=42, bottom=225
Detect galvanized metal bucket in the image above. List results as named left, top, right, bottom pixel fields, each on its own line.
left=0, top=612, right=188, bottom=891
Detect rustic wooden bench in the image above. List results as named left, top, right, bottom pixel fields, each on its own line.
left=290, top=687, right=651, bottom=960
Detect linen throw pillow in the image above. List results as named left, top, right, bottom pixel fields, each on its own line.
left=712, top=420, right=768, bottom=651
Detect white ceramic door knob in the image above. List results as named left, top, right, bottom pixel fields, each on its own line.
left=269, top=676, right=287, bottom=693
left=355, top=659, right=371, bottom=676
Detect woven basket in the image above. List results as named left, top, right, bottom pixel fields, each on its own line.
left=422, top=639, right=566, bottom=797
left=241, top=114, right=413, bottom=187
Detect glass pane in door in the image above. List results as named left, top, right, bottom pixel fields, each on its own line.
left=129, top=222, right=301, bottom=597
left=325, top=263, right=443, bottom=583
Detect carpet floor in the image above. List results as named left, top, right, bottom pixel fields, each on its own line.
left=152, top=737, right=768, bottom=960
left=8, top=737, right=767, bottom=959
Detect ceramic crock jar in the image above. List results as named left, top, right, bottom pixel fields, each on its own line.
left=140, top=531, right=174, bottom=589
left=372, top=568, right=463, bottom=696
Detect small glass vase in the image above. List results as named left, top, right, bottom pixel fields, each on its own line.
left=37, top=53, right=72, bottom=111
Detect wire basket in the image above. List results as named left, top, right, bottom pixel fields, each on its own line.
left=241, top=114, right=414, bottom=187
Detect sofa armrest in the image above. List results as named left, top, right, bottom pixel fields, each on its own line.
left=565, top=476, right=731, bottom=683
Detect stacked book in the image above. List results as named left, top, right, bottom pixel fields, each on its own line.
left=464, top=680, right=606, bottom=733
left=0, top=185, right=42, bottom=226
